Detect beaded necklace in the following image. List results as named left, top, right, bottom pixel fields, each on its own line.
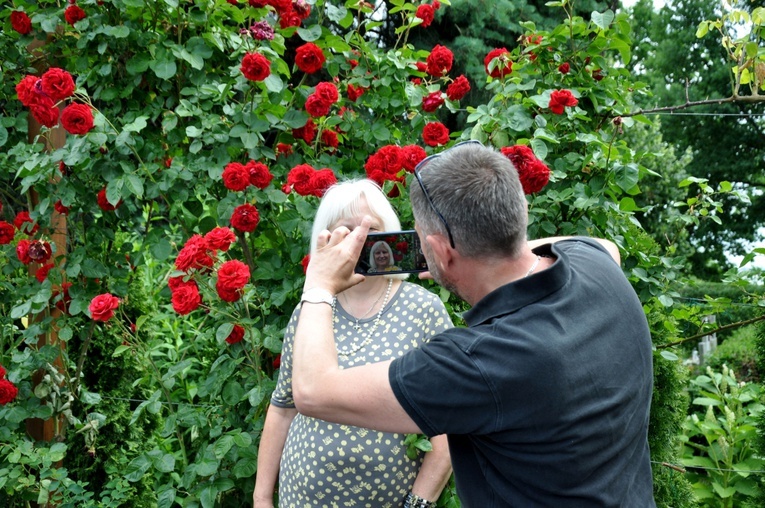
left=335, top=279, right=393, bottom=358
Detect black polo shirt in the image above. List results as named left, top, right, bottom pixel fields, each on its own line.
left=389, top=238, right=655, bottom=507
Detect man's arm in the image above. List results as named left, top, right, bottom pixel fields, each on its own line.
left=291, top=218, right=423, bottom=434
left=528, top=236, right=621, bottom=264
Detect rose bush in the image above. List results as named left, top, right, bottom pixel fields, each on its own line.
left=0, top=0, right=737, bottom=506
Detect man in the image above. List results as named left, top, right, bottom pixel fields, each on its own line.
left=292, top=142, right=655, bottom=507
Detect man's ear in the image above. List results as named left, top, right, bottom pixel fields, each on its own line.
left=425, top=233, right=455, bottom=271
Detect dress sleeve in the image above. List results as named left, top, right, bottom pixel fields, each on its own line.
left=270, top=306, right=300, bottom=408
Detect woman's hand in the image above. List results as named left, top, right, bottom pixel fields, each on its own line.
left=304, top=216, right=372, bottom=295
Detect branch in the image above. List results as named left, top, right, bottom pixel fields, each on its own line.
left=656, top=314, right=765, bottom=350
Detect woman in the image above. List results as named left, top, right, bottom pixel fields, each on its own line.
left=369, top=240, right=399, bottom=272
left=253, top=179, right=453, bottom=508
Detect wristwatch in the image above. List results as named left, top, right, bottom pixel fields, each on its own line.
left=300, top=288, right=335, bottom=307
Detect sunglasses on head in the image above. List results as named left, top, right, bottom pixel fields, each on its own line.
left=413, top=140, right=484, bottom=249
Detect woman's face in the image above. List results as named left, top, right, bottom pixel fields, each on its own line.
left=373, top=245, right=391, bottom=267
left=328, top=197, right=382, bottom=234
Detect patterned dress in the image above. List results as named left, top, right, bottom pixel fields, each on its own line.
left=271, top=282, right=453, bottom=508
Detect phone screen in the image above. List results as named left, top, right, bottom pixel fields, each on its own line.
left=355, top=230, right=428, bottom=275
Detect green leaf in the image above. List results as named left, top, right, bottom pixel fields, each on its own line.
left=153, top=453, right=176, bottom=473
left=216, top=323, right=234, bottom=342
left=213, top=435, right=235, bottom=459
left=81, top=259, right=109, bottom=278
left=693, top=397, right=722, bottom=406
left=591, top=10, right=615, bottom=31
left=660, top=350, right=679, bottom=362
left=614, top=163, right=639, bottom=192
left=125, top=454, right=152, bottom=482
left=125, top=174, right=144, bottom=198
left=11, top=301, right=31, bottom=320
left=232, top=457, right=258, bottom=478
left=150, top=237, right=173, bottom=261
left=123, top=116, right=148, bottom=133
left=297, top=25, right=323, bottom=42
left=150, top=58, right=177, bottom=80
left=157, top=486, right=176, bottom=508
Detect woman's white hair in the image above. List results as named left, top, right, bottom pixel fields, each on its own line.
left=311, top=179, right=406, bottom=280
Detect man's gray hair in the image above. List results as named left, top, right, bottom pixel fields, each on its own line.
left=410, top=143, right=528, bottom=259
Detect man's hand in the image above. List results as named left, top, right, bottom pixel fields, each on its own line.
left=304, top=216, right=372, bottom=295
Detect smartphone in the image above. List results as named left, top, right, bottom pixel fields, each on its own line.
left=355, top=230, right=428, bottom=275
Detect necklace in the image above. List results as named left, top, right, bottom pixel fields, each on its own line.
left=335, top=279, right=393, bottom=357
left=341, top=280, right=388, bottom=331
left=525, top=255, right=541, bottom=277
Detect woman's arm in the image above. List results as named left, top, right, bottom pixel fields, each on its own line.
left=252, top=404, right=298, bottom=508
left=409, top=434, right=452, bottom=502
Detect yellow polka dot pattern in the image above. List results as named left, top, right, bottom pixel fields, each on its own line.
left=271, top=282, right=452, bottom=507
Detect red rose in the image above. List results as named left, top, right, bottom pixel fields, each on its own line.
left=0, top=379, right=19, bottom=406
left=54, top=200, right=70, bottom=215
left=422, top=122, right=450, bottom=147
left=222, top=162, right=251, bottom=191
left=315, top=82, right=339, bottom=104
left=249, top=0, right=268, bottom=6
left=168, top=276, right=197, bottom=292
left=230, top=203, right=260, bottom=233
left=10, top=11, right=32, bottom=35
left=16, top=239, right=32, bottom=264
left=0, top=365, right=5, bottom=378
left=347, top=84, right=365, bottom=102
left=0, top=222, right=15, bottom=245
left=320, top=129, right=339, bottom=150
left=36, top=263, right=55, bottom=283
left=309, top=168, right=337, bottom=197
left=204, top=227, right=236, bottom=251
left=279, top=11, right=301, bottom=29
left=53, top=282, right=72, bottom=314
left=426, top=44, right=453, bottom=76
left=295, top=42, right=325, bottom=74
left=61, top=103, right=94, bottom=135
left=246, top=161, right=273, bottom=189
left=364, top=145, right=404, bottom=184
left=268, top=0, right=292, bottom=15
left=14, top=211, right=38, bottom=236
left=89, top=293, right=121, bottom=322
left=286, top=164, right=316, bottom=195
left=175, top=234, right=216, bottom=271
left=446, top=75, right=470, bottom=101
left=226, top=324, right=246, bottom=345
left=171, top=285, right=202, bottom=315
left=293, top=0, right=310, bottom=18
left=422, top=91, right=444, bottom=113
left=217, top=285, right=242, bottom=302
left=548, top=89, right=578, bottom=115
left=15, top=75, right=40, bottom=107
left=305, top=94, right=331, bottom=117
left=558, top=62, right=570, bottom=74
left=64, top=5, right=87, bottom=26
left=240, top=52, right=271, bottom=81
left=29, top=95, right=60, bottom=128
left=415, top=4, right=435, bottom=27
left=301, top=253, right=310, bottom=273
left=484, top=48, right=512, bottom=78
left=400, top=144, right=427, bottom=172
left=97, top=188, right=121, bottom=211
left=217, top=259, right=250, bottom=291
left=276, top=142, right=293, bottom=156
left=592, top=68, right=604, bottom=81
left=292, top=118, right=316, bottom=143
left=500, top=145, right=551, bottom=194
left=41, top=68, right=76, bottom=103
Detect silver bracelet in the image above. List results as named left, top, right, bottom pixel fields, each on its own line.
left=403, top=492, right=437, bottom=508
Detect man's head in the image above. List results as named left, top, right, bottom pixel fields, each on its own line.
left=410, top=142, right=528, bottom=260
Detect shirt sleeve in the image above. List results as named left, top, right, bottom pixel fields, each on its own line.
left=270, top=306, right=300, bottom=408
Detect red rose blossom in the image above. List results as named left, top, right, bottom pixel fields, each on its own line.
left=16, top=239, right=32, bottom=264
left=97, top=188, right=121, bottom=211
left=226, top=324, right=246, bottom=345
left=168, top=276, right=197, bottom=292
left=230, top=203, right=260, bottom=233
left=592, top=68, right=604, bottom=81
left=484, top=48, right=513, bottom=78
left=310, top=169, right=337, bottom=197
left=10, top=11, right=32, bottom=35
left=54, top=200, right=70, bottom=215
left=558, top=62, right=571, bottom=74
left=422, top=122, right=450, bottom=147
left=64, top=5, right=87, bottom=26
left=175, top=234, right=215, bottom=272
left=222, top=162, right=251, bottom=191
left=0, top=222, right=15, bottom=245
left=217, top=260, right=250, bottom=292
left=294, top=42, right=325, bottom=74
left=347, top=84, right=365, bottom=102
left=276, top=142, right=293, bottom=156
left=500, top=145, right=551, bottom=194
left=422, top=91, right=444, bottom=113
left=400, top=144, right=427, bottom=172
left=240, top=52, right=271, bottom=81
left=36, top=263, right=55, bottom=283
left=548, top=89, right=578, bottom=114
left=14, top=211, right=38, bottom=236
left=415, top=4, right=435, bottom=28
left=292, top=118, right=316, bottom=143
left=15, top=75, right=40, bottom=107
left=89, top=293, right=121, bottom=322
left=279, top=11, right=302, bottom=29
left=301, top=254, right=310, bottom=273
left=268, top=0, right=292, bottom=15
left=446, top=75, right=470, bottom=101
left=426, top=44, right=453, bottom=77
left=0, top=379, right=19, bottom=405
left=61, top=103, right=94, bottom=135
left=27, top=240, right=52, bottom=263
left=204, top=227, right=237, bottom=251
left=0, top=365, right=5, bottom=378
left=364, top=145, right=404, bottom=184
left=286, top=164, right=314, bottom=195
left=315, top=82, right=339, bottom=103
left=29, top=96, right=60, bottom=128
left=41, top=68, right=76, bottom=103
left=305, top=94, right=331, bottom=117
left=171, top=285, right=202, bottom=315
left=247, top=161, right=274, bottom=189
left=320, top=130, right=339, bottom=150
